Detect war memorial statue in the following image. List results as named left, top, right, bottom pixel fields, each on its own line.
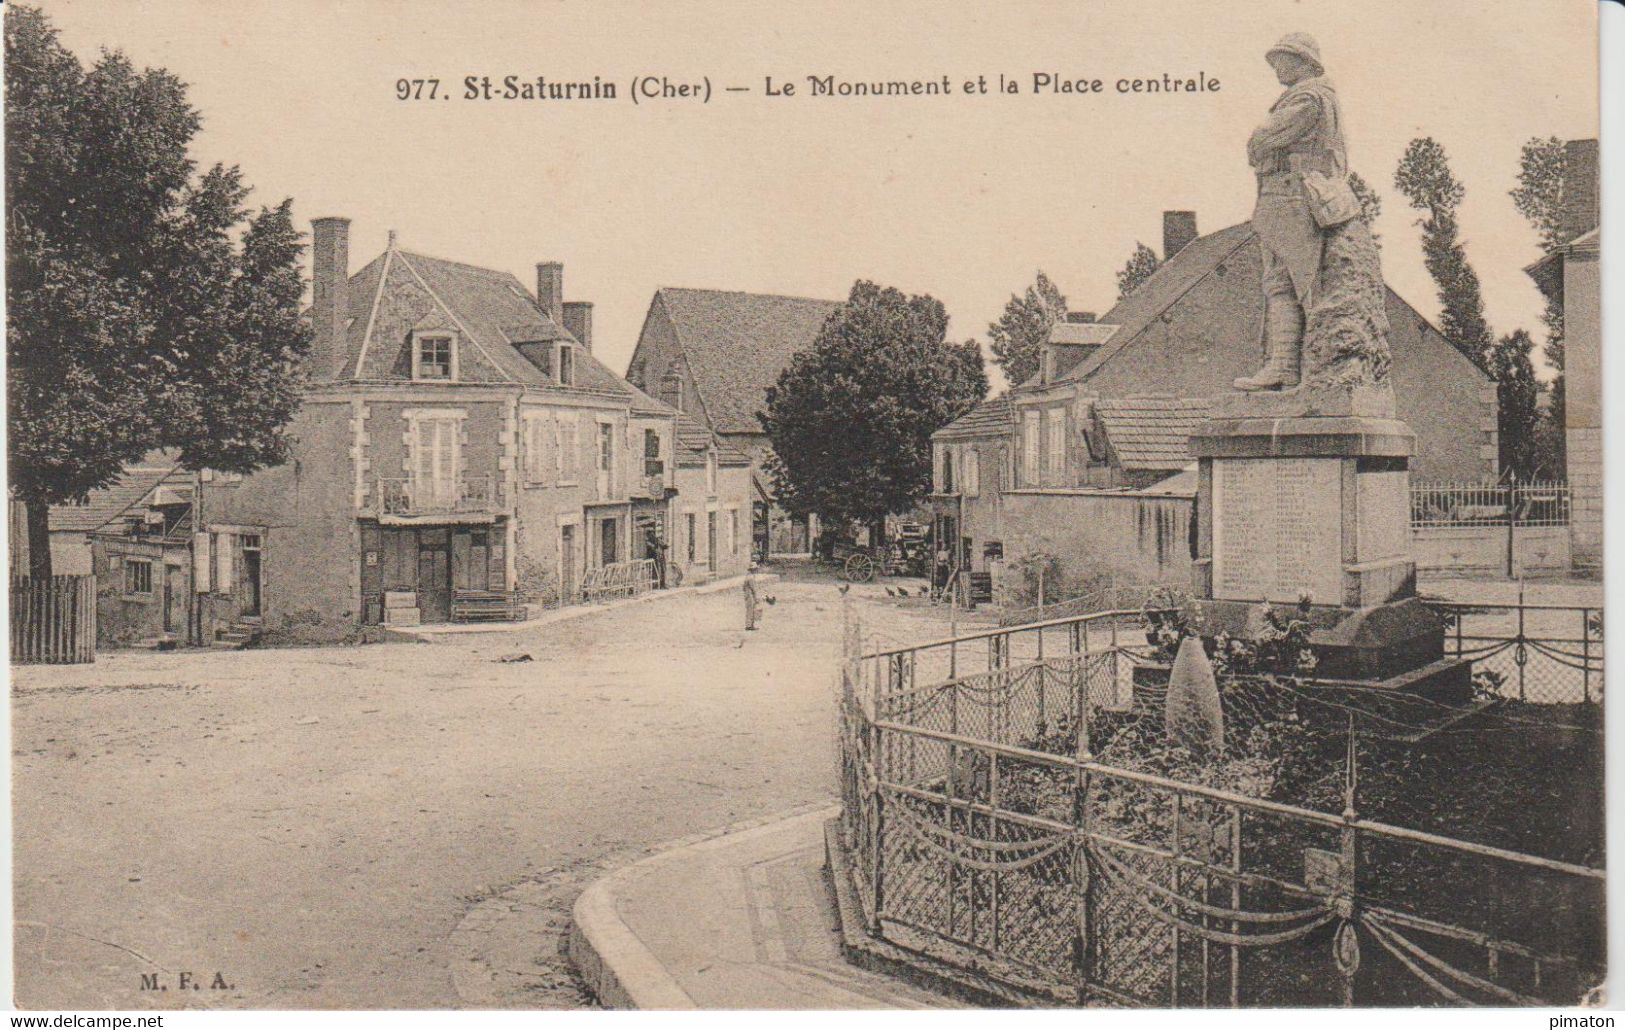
left=1232, top=32, right=1393, bottom=400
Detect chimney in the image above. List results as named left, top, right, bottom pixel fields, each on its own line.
left=562, top=301, right=593, bottom=353
left=1163, top=211, right=1198, bottom=261
left=1558, top=139, right=1599, bottom=244
left=536, top=262, right=564, bottom=326
left=310, top=216, right=351, bottom=381
left=1067, top=312, right=1097, bottom=324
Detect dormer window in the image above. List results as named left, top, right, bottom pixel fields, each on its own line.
left=557, top=343, right=575, bottom=386
left=414, top=331, right=456, bottom=381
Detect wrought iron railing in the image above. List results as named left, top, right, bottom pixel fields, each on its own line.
left=838, top=602, right=1605, bottom=1007
left=1411, top=480, right=1570, bottom=529
left=374, top=475, right=503, bottom=516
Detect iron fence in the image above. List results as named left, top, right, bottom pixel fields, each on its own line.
left=838, top=602, right=1605, bottom=1007
left=1411, top=481, right=1570, bottom=529
left=1431, top=602, right=1603, bottom=703
left=579, top=557, right=657, bottom=603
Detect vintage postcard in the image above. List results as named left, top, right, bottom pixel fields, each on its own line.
left=3, top=0, right=1606, bottom=1015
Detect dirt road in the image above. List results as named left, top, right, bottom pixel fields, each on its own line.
left=10, top=573, right=961, bottom=1009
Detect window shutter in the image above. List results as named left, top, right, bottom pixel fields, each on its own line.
left=194, top=532, right=211, bottom=593
left=215, top=532, right=234, bottom=593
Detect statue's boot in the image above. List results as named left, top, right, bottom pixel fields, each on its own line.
left=1233, top=302, right=1304, bottom=391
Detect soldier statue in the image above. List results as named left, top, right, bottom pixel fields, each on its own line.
left=1234, top=33, right=1392, bottom=394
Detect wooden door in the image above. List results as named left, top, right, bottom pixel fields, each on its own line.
left=417, top=531, right=451, bottom=622
left=163, top=564, right=184, bottom=634
left=707, top=513, right=718, bottom=573
left=600, top=517, right=618, bottom=567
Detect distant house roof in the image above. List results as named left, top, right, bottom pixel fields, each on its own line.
left=1134, top=464, right=1199, bottom=497
left=1050, top=220, right=1495, bottom=385
left=328, top=244, right=637, bottom=399
left=49, top=455, right=187, bottom=533
left=652, top=287, right=842, bottom=435
left=1094, top=397, right=1212, bottom=471
left=674, top=413, right=751, bottom=467
left=934, top=393, right=1015, bottom=441
left=1525, top=227, right=1601, bottom=297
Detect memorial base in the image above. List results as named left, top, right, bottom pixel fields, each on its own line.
left=1186, top=384, right=1462, bottom=699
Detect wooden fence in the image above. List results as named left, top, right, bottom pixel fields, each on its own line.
left=10, top=575, right=96, bottom=665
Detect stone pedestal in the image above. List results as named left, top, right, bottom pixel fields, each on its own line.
left=1189, top=384, right=1416, bottom=608
left=1187, top=383, right=1467, bottom=698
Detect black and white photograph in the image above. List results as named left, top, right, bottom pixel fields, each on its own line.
left=0, top=0, right=1613, bottom=1017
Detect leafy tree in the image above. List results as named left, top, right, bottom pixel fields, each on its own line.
left=1511, top=136, right=1569, bottom=452
left=759, top=281, right=987, bottom=538
left=6, top=5, right=311, bottom=577
left=987, top=270, right=1067, bottom=388
left=1348, top=170, right=1383, bottom=245
left=1393, top=137, right=1495, bottom=370
left=1489, top=330, right=1541, bottom=479
left=1115, top=242, right=1162, bottom=301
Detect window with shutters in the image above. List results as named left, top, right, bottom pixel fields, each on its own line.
left=556, top=412, right=581, bottom=484
left=1044, top=408, right=1066, bottom=481
left=409, top=414, right=462, bottom=507
left=643, top=429, right=663, bottom=478
left=523, top=414, right=553, bottom=485
left=963, top=448, right=979, bottom=498
left=1022, top=410, right=1041, bottom=486
left=213, top=531, right=233, bottom=593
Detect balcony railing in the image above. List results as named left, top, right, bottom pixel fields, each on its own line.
left=375, top=475, right=504, bottom=516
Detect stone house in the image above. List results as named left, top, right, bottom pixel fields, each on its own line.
left=198, top=218, right=746, bottom=644
left=625, top=287, right=841, bottom=556
left=1525, top=139, right=1600, bottom=574
left=669, top=415, right=755, bottom=582
left=71, top=463, right=195, bottom=646
left=933, top=211, right=1498, bottom=605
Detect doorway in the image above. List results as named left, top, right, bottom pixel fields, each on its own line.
left=417, top=529, right=451, bottom=622
left=707, top=512, right=718, bottom=574
left=599, top=516, right=619, bottom=568
left=560, top=524, right=578, bottom=602
left=163, top=563, right=184, bottom=634
left=240, top=534, right=263, bottom=617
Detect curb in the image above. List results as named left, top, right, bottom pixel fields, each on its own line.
left=403, top=572, right=779, bottom=637
left=566, top=801, right=836, bottom=1010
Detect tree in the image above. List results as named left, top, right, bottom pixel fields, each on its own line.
left=6, top=5, right=312, bottom=577
left=1348, top=170, right=1383, bottom=245
left=758, top=281, right=987, bottom=537
left=1489, top=330, right=1541, bottom=479
left=1511, top=136, right=1569, bottom=454
left=1393, top=137, right=1495, bottom=370
left=987, top=270, right=1067, bottom=388
left=1115, top=242, right=1162, bottom=301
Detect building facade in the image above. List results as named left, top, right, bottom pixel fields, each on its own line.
left=198, top=219, right=746, bottom=644
left=625, top=287, right=841, bottom=556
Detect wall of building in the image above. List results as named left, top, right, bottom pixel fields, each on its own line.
left=91, top=537, right=189, bottom=646
left=671, top=462, right=752, bottom=583
left=200, top=398, right=361, bottom=644
left=1081, top=240, right=1497, bottom=483
left=627, top=298, right=709, bottom=419
left=1564, top=253, right=1602, bottom=571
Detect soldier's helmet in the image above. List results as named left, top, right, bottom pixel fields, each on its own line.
left=1266, top=32, right=1324, bottom=74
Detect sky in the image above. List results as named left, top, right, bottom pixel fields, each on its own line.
left=28, top=0, right=1599, bottom=392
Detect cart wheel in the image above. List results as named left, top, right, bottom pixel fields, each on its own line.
left=845, top=553, right=876, bottom=583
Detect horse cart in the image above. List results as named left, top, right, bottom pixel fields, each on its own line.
left=832, top=538, right=929, bottom=583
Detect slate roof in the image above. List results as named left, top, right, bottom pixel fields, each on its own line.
left=49, top=455, right=187, bottom=533
left=654, top=288, right=842, bottom=435
left=933, top=393, right=1015, bottom=441
left=330, top=244, right=636, bottom=399
left=1056, top=224, right=1257, bottom=386
left=1094, top=397, right=1212, bottom=471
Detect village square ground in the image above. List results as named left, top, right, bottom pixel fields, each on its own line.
left=8, top=567, right=1602, bottom=1010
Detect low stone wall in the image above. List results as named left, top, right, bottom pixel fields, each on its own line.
left=1412, top=525, right=1571, bottom=578
left=993, top=491, right=1195, bottom=604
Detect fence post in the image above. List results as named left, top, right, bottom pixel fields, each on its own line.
left=868, top=713, right=884, bottom=933
left=1336, top=714, right=1360, bottom=1007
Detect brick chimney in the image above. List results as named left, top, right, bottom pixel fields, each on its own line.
left=1163, top=211, right=1198, bottom=261
left=536, top=262, right=564, bottom=326
left=1558, top=139, right=1599, bottom=244
left=310, top=216, right=351, bottom=381
left=562, top=301, right=593, bottom=353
